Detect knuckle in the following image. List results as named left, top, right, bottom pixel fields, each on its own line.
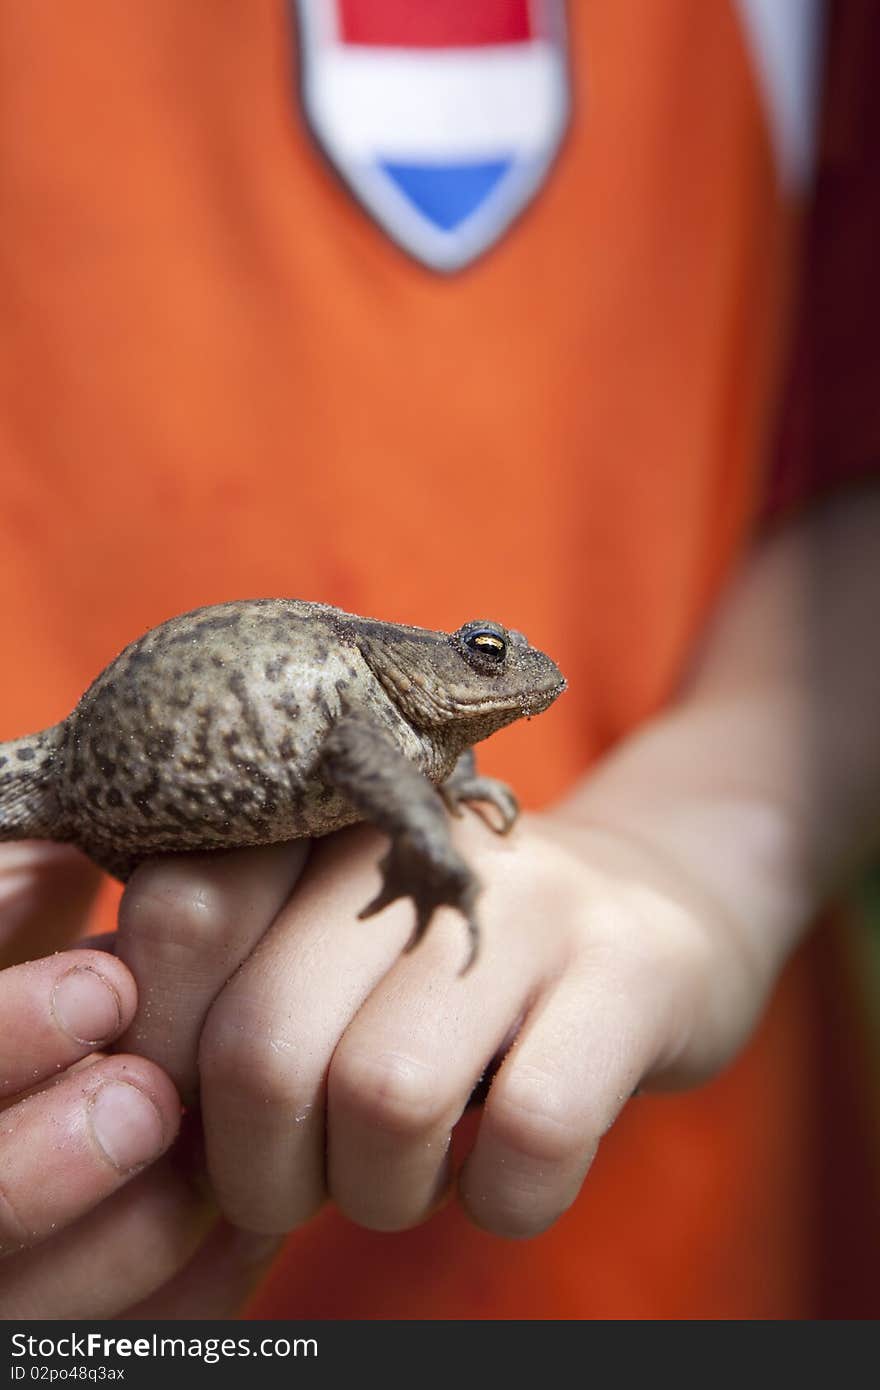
left=330, top=1047, right=448, bottom=1137
left=488, top=1065, right=584, bottom=1165
left=119, top=863, right=237, bottom=955
left=199, top=1002, right=308, bottom=1113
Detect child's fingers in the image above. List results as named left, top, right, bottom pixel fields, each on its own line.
left=324, top=906, right=543, bottom=1233
left=197, top=828, right=413, bottom=1235
left=115, top=841, right=310, bottom=1099
left=197, top=823, right=563, bottom=1237
left=0, top=951, right=136, bottom=1099
left=0, top=1054, right=180, bottom=1256
left=458, top=960, right=668, bottom=1238
left=122, top=1222, right=282, bottom=1320
left=0, top=1153, right=213, bottom=1319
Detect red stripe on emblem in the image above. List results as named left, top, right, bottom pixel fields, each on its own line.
left=337, top=0, right=534, bottom=48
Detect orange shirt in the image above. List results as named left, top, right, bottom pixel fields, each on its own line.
left=1, top=0, right=877, bottom=1317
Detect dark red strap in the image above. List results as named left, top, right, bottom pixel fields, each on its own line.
left=765, top=0, right=880, bottom=519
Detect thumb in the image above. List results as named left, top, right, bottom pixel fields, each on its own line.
left=122, top=1221, right=283, bottom=1320
left=0, top=843, right=101, bottom=968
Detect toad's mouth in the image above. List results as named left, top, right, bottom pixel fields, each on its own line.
left=445, top=674, right=567, bottom=719
left=523, top=675, right=568, bottom=715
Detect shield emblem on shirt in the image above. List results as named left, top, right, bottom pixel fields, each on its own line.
left=293, top=0, right=571, bottom=272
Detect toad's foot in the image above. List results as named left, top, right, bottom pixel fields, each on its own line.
left=319, top=717, right=485, bottom=972
left=439, top=749, right=519, bottom=834
left=358, top=831, right=481, bottom=973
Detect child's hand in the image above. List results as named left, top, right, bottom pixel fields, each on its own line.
left=114, top=808, right=764, bottom=1239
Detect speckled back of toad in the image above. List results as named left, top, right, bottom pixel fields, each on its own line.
left=56, top=599, right=424, bottom=874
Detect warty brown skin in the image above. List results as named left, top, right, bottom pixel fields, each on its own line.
left=0, top=598, right=566, bottom=968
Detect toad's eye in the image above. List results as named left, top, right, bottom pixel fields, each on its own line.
left=465, top=630, right=507, bottom=661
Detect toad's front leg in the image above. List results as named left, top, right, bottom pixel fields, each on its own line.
left=319, top=717, right=481, bottom=972
left=438, top=748, right=519, bottom=833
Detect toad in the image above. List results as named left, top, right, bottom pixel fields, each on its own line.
left=0, top=599, right=566, bottom=969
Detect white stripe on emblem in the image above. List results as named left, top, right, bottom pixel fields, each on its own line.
left=303, top=43, right=567, bottom=161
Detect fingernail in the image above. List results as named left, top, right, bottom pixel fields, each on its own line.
left=52, top=966, right=122, bottom=1045
left=87, top=1080, right=166, bottom=1172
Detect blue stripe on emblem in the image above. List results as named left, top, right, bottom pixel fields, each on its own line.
left=379, top=159, right=513, bottom=231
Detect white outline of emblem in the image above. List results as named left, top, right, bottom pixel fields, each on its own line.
left=293, top=0, right=571, bottom=272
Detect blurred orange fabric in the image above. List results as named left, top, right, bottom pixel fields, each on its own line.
left=0, top=1, right=877, bottom=1317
